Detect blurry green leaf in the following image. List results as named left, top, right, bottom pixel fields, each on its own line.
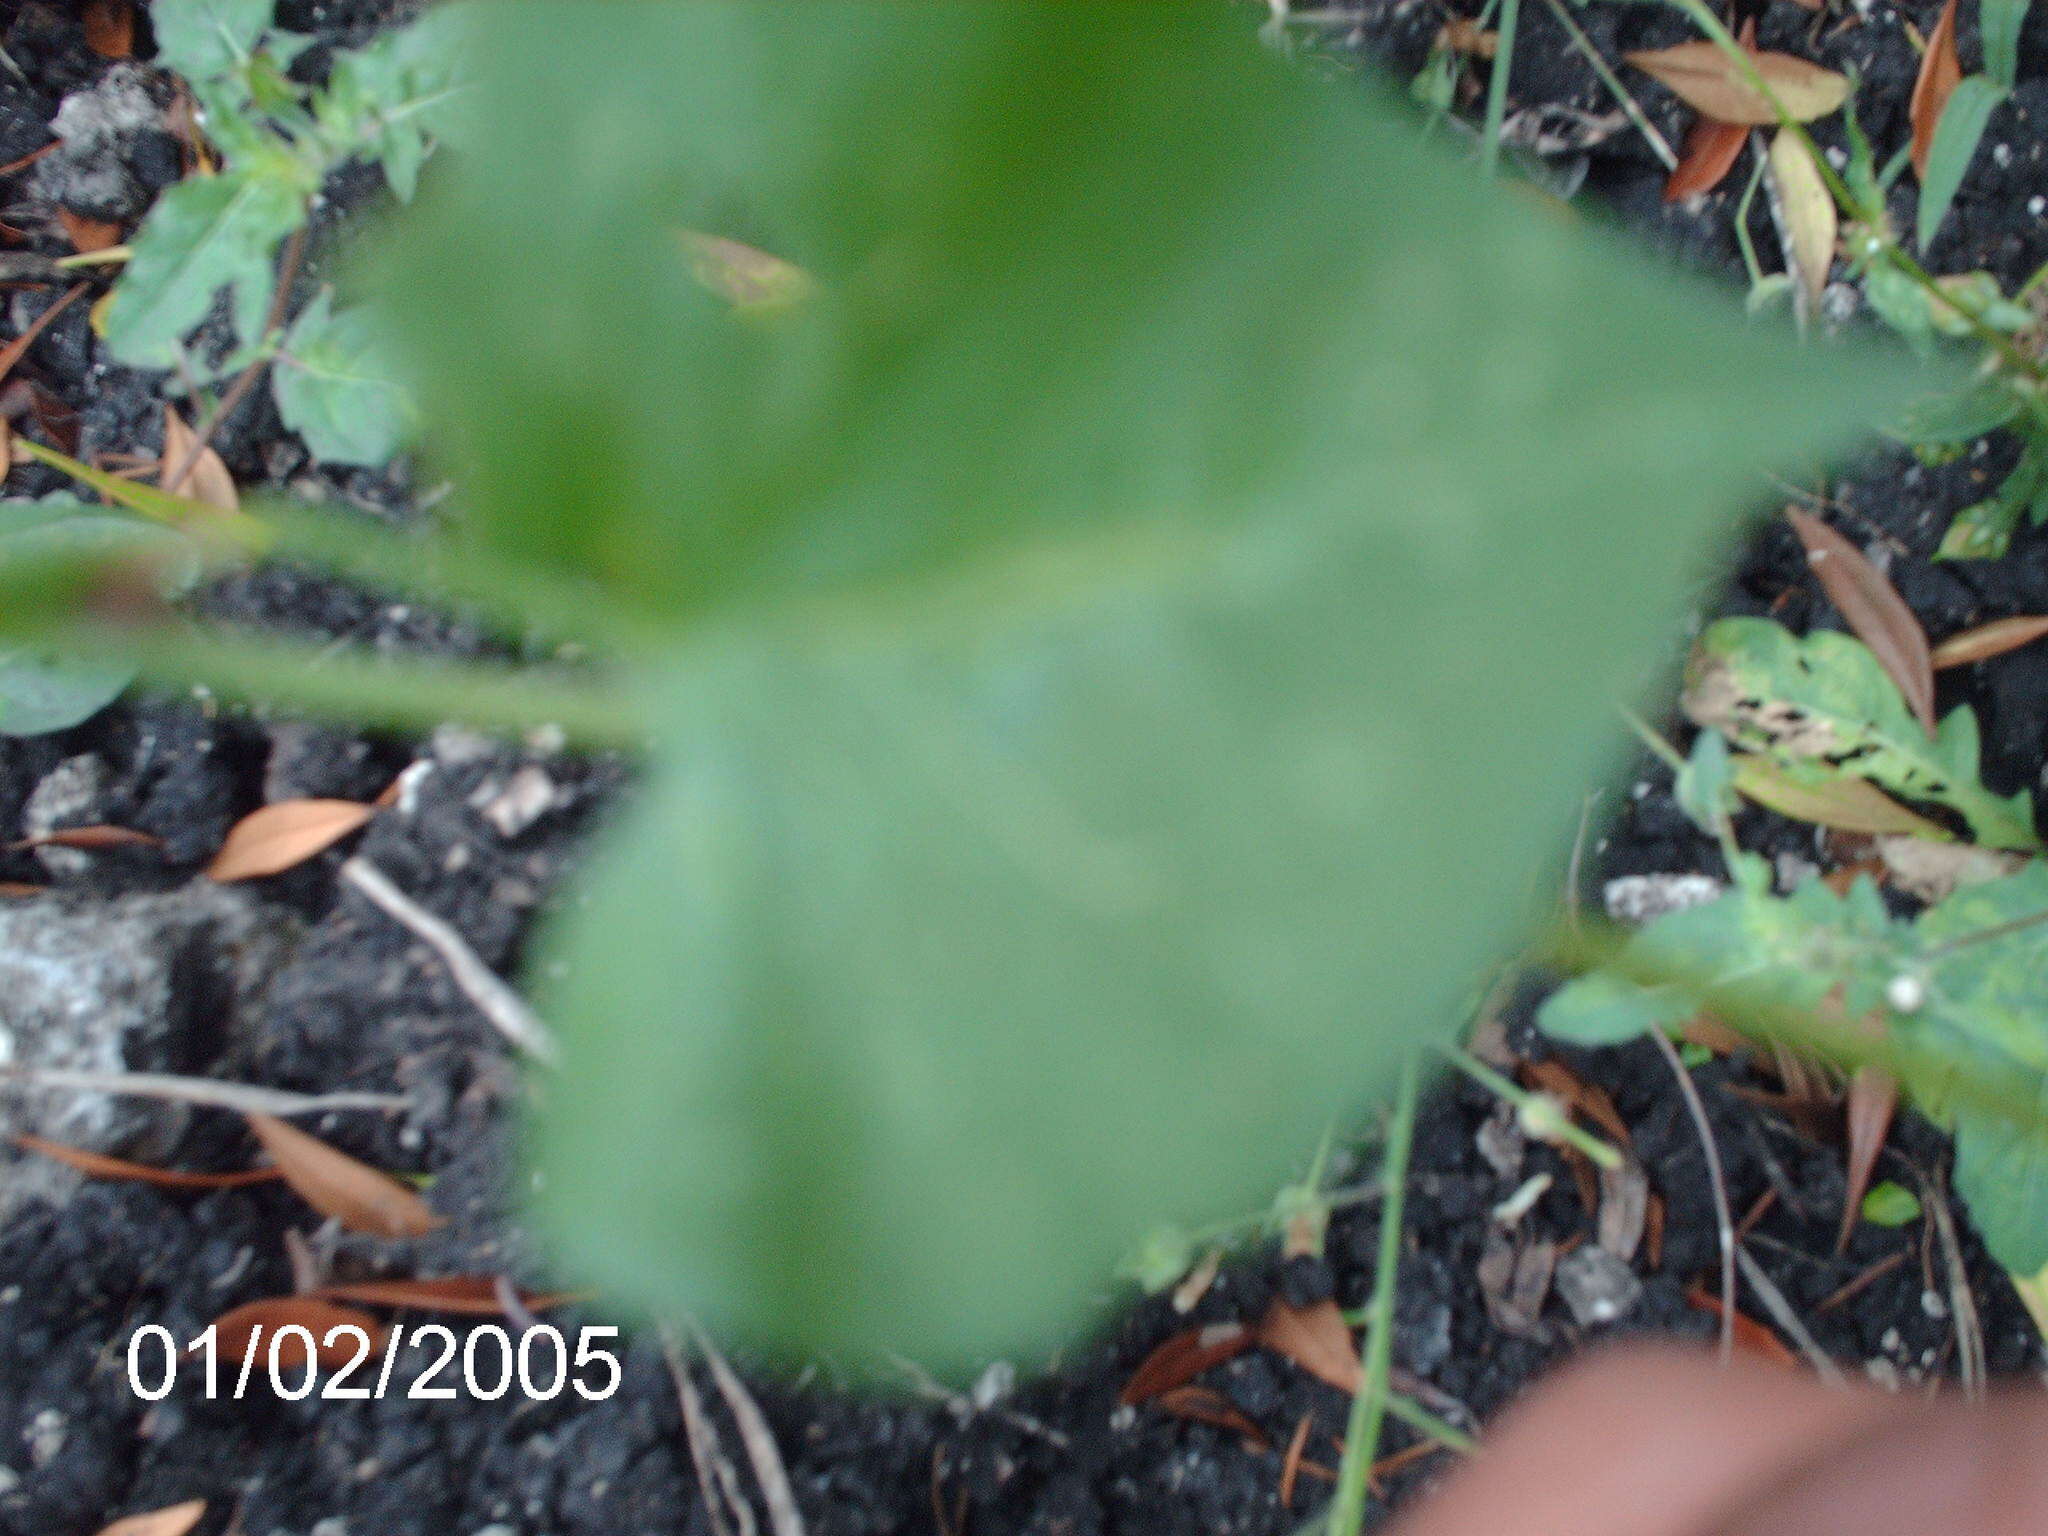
left=1859, top=1180, right=1920, bottom=1225
left=0, top=649, right=132, bottom=736
left=1938, top=439, right=2048, bottom=560
left=1675, top=727, right=1736, bottom=836
left=1685, top=617, right=2037, bottom=848
left=319, top=7, right=472, bottom=202
left=369, top=2, right=1914, bottom=1367
left=1895, top=377, right=2021, bottom=447
left=1980, top=0, right=2030, bottom=90
left=151, top=0, right=268, bottom=81
left=101, top=169, right=305, bottom=369
left=1917, top=76, right=2005, bottom=252
left=273, top=291, right=418, bottom=464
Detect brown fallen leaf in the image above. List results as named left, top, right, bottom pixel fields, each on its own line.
left=1521, top=1058, right=1632, bottom=1146
left=7, top=824, right=162, bottom=853
left=0, top=882, right=46, bottom=897
left=1731, top=752, right=1949, bottom=839
left=1875, top=834, right=2026, bottom=901
left=80, top=0, right=135, bottom=59
left=312, top=1276, right=583, bottom=1315
left=206, top=1296, right=387, bottom=1372
left=56, top=206, right=121, bottom=254
left=1597, top=1156, right=1650, bottom=1263
left=1119, top=1320, right=1252, bottom=1404
left=1784, top=509, right=1935, bottom=735
left=1931, top=614, right=2048, bottom=668
left=1665, top=117, right=1749, bottom=202
left=94, top=1501, right=206, bottom=1536
left=14, top=1132, right=284, bottom=1190
left=1838, top=1065, right=1897, bottom=1254
left=160, top=405, right=239, bottom=512
left=1910, top=0, right=1963, bottom=179
left=1625, top=42, right=1850, bottom=125
left=206, top=798, right=374, bottom=881
left=676, top=230, right=815, bottom=311
left=244, top=1113, right=443, bottom=1238
left=1154, top=1386, right=1269, bottom=1451
left=1685, top=1286, right=1798, bottom=1368
left=1256, top=1296, right=1359, bottom=1394
left=1767, top=131, right=1837, bottom=319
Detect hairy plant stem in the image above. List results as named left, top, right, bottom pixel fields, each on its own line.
left=1327, top=1053, right=1420, bottom=1536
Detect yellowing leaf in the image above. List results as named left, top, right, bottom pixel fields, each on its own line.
left=1625, top=42, right=1849, bottom=125
left=1767, top=132, right=1838, bottom=321
left=244, top=1112, right=443, bottom=1237
left=1730, top=753, right=1951, bottom=838
left=206, top=798, right=373, bottom=881
left=675, top=231, right=815, bottom=312
left=94, top=1502, right=206, bottom=1536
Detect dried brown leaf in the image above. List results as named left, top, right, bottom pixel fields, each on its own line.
left=206, top=1296, right=387, bottom=1371
left=94, top=1501, right=206, bottom=1536
left=312, top=1276, right=582, bottom=1315
left=1910, top=0, right=1964, bottom=180
left=1597, top=1157, right=1650, bottom=1263
left=1838, top=1066, right=1898, bottom=1253
left=56, top=207, right=120, bottom=253
left=244, top=1113, right=443, bottom=1238
left=206, top=798, right=373, bottom=881
left=1625, top=42, right=1850, bottom=125
left=80, top=0, right=135, bottom=59
left=1785, top=507, right=1935, bottom=734
left=1279, top=1414, right=1313, bottom=1508
left=0, top=882, right=45, bottom=897
left=1731, top=753, right=1950, bottom=839
left=1521, top=1058, right=1631, bottom=1146
left=1875, top=834, right=2026, bottom=900
left=161, top=406, right=239, bottom=512
left=1767, top=131, right=1837, bottom=317
left=1118, top=1321, right=1252, bottom=1405
left=7, top=824, right=162, bottom=853
left=1931, top=615, right=2048, bottom=668
left=1437, top=17, right=1498, bottom=56
left=14, top=1132, right=283, bottom=1189
left=1256, top=1296, right=1359, bottom=1394
left=1665, top=118, right=1748, bottom=202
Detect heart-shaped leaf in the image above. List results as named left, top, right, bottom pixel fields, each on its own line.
left=379, top=3, right=1914, bottom=1367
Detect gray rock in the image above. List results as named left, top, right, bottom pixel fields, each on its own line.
left=0, top=885, right=297, bottom=1190
left=21, top=754, right=110, bottom=877
left=1553, top=1244, right=1643, bottom=1328
left=32, top=64, right=166, bottom=221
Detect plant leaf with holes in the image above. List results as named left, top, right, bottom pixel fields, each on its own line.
left=1684, top=617, right=2037, bottom=848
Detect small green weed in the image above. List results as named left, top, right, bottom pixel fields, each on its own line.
left=99, top=0, right=466, bottom=463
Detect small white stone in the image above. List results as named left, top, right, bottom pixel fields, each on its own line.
left=1886, top=973, right=1927, bottom=1014
left=2030, top=195, right=2046, bottom=217
left=1603, top=873, right=1724, bottom=925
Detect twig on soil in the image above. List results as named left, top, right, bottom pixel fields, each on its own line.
left=1327, top=1051, right=1421, bottom=1536
left=1538, top=0, right=1678, bottom=170
left=0, top=1063, right=405, bottom=1117
left=162, top=227, right=305, bottom=498
left=664, top=1326, right=749, bottom=1536
left=1916, top=1166, right=1986, bottom=1400
left=1647, top=1026, right=1737, bottom=1365
left=339, top=857, right=560, bottom=1065
left=695, top=1327, right=808, bottom=1536
left=1735, top=1245, right=1844, bottom=1386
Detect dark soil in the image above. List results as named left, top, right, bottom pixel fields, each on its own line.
left=0, top=2, right=2044, bottom=1535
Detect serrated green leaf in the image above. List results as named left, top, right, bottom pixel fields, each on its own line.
left=1918, top=76, right=2006, bottom=252
left=273, top=291, right=417, bottom=464
left=1894, top=378, right=2021, bottom=447
left=151, top=0, right=269, bottom=82
left=1686, top=617, right=2038, bottom=848
left=102, top=170, right=306, bottom=369
left=321, top=7, right=472, bottom=202
left=374, top=2, right=1917, bottom=1367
